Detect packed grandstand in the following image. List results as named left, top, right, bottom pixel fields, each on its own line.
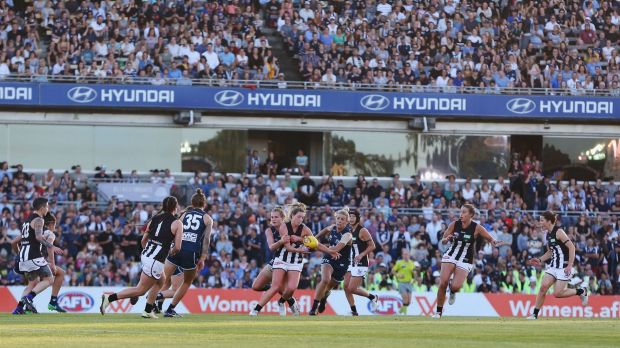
left=0, top=0, right=618, bottom=95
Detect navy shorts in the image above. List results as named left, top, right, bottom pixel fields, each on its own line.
left=167, top=250, right=199, bottom=271
left=172, top=266, right=183, bottom=276
left=322, top=258, right=349, bottom=282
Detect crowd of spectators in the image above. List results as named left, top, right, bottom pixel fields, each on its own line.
left=1, top=0, right=619, bottom=95
left=0, top=0, right=283, bottom=85
left=0, top=156, right=619, bottom=295
left=278, top=0, right=620, bottom=94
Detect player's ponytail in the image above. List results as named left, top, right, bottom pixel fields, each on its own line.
left=350, top=209, right=361, bottom=225
left=145, top=196, right=179, bottom=227
left=541, top=211, right=557, bottom=224
left=191, top=188, right=207, bottom=208
left=162, top=196, right=178, bottom=213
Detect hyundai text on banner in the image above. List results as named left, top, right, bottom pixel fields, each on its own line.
left=7, top=83, right=615, bottom=120
left=0, top=82, right=36, bottom=105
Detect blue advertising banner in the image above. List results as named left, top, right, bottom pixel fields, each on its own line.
left=0, top=82, right=38, bottom=105
left=3, top=82, right=618, bottom=120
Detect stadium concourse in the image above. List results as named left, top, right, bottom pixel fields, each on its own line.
left=0, top=160, right=619, bottom=300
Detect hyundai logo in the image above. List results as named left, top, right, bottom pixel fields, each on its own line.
left=214, top=90, right=244, bottom=107
left=67, top=86, right=97, bottom=103
left=360, top=94, right=390, bottom=111
left=506, top=98, right=536, bottom=114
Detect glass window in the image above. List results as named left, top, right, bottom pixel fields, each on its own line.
left=543, top=137, right=620, bottom=180
left=181, top=129, right=248, bottom=173
left=326, top=131, right=509, bottom=179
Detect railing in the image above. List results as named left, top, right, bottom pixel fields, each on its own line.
left=1, top=74, right=619, bottom=97
left=393, top=208, right=620, bottom=220
left=8, top=196, right=616, bottom=225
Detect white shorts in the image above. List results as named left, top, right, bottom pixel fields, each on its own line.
left=347, top=265, right=369, bottom=278
left=442, top=255, right=474, bottom=273
left=272, top=259, right=303, bottom=272
left=545, top=266, right=574, bottom=281
left=19, top=257, right=48, bottom=272
left=141, top=255, right=164, bottom=280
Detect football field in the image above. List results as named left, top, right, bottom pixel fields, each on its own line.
left=0, top=314, right=617, bottom=348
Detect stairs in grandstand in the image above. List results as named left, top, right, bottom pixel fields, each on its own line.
left=263, top=28, right=302, bottom=81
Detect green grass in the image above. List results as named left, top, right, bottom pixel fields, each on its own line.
left=0, top=314, right=618, bottom=348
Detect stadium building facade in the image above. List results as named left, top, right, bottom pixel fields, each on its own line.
left=0, top=82, right=619, bottom=180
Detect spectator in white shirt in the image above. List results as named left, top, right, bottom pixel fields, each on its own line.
left=51, top=58, right=65, bottom=75
left=426, top=214, right=443, bottom=246
left=120, top=36, right=135, bottom=57
left=566, top=72, right=578, bottom=90
left=321, top=68, right=337, bottom=85
left=143, top=22, right=160, bottom=39
left=94, top=39, right=109, bottom=57
left=92, top=2, right=106, bottom=20
left=90, top=16, right=107, bottom=37
left=150, top=170, right=163, bottom=184
left=602, top=40, right=616, bottom=61
left=163, top=169, right=175, bottom=185
left=467, top=29, right=482, bottom=46
left=299, top=2, right=314, bottom=22
left=461, top=181, right=476, bottom=201
left=168, top=37, right=181, bottom=58
left=376, top=0, right=392, bottom=17
left=202, top=43, right=220, bottom=70
left=186, top=44, right=200, bottom=65
left=235, top=49, right=249, bottom=68
left=0, top=59, right=10, bottom=78
left=544, top=16, right=559, bottom=33
left=178, top=39, right=191, bottom=58
left=493, top=176, right=507, bottom=193
left=275, top=180, right=293, bottom=204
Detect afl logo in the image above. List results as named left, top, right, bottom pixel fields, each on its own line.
left=67, top=86, right=97, bottom=103
left=58, top=291, right=95, bottom=312
left=370, top=294, right=402, bottom=315
left=214, top=90, right=244, bottom=107
left=506, top=98, right=536, bottom=114
left=360, top=94, right=390, bottom=111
